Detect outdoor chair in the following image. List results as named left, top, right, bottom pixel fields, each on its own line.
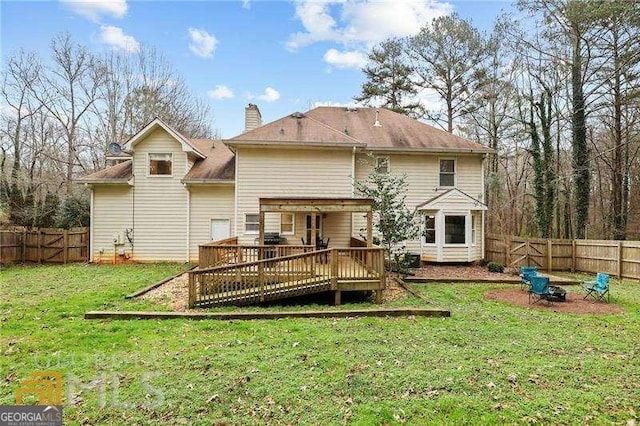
left=520, top=266, right=538, bottom=290
left=580, top=273, right=610, bottom=303
left=528, top=276, right=552, bottom=305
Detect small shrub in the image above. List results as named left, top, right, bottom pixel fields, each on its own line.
left=477, top=258, right=490, bottom=267
left=487, top=262, right=504, bottom=273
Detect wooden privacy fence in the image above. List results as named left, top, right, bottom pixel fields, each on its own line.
left=485, top=233, right=640, bottom=280
left=0, top=227, right=89, bottom=264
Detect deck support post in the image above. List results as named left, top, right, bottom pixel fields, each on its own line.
left=259, top=211, right=265, bottom=245
left=366, top=211, right=373, bottom=247
left=374, top=290, right=382, bottom=304
left=334, top=290, right=341, bottom=306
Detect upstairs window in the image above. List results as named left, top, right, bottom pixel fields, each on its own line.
left=439, top=159, right=455, bottom=187
left=375, top=156, right=390, bottom=174
left=149, top=153, right=172, bottom=176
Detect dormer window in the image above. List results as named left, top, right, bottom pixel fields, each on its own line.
left=149, top=153, right=172, bottom=176
left=375, top=156, right=390, bottom=174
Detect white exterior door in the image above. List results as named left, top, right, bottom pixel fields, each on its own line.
left=210, top=219, right=230, bottom=241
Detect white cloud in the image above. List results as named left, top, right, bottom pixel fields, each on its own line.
left=100, top=25, right=140, bottom=53
left=60, top=0, right=128, bottom=21
left=242, top=0, right=251, bottom=9
left=287, top=0, right=452, bottom=50
left=323, top=48, right=367, bottom=69
left=188, top=28, right=217, bottom=58
left=208, top=85, right=235, bottom=100
left=255, top=87, right=280, bottom=102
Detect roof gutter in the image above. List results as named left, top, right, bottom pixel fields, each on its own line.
left=366, top=147, right=495, bottom=154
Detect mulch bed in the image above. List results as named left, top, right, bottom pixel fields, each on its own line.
left=485, top=288, right=623, bottom=314
left=413, top=264, right=515, bottom=281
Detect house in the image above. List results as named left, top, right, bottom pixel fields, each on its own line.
left=78, top=104, right=492, bottom=265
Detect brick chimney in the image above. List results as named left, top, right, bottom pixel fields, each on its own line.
left=245, top=103, right=262, bottom=132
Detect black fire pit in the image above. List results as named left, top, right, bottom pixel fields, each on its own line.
left=545, top=285, right=567, bottom=302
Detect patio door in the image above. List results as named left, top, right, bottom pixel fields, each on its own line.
left=210, top=219, right=230, bottom=242
left=305, top=214, right=322, bottom=244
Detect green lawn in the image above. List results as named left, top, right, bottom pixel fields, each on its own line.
left=1, top=263, right=639, bottom=425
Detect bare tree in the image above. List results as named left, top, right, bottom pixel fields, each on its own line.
left=407, top=14, right=487, bottom=133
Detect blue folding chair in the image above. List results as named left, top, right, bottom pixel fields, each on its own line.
left=520, top=266, right=538, bottom=290
left=529, top=276, right=552, bottom=305
left=580, top=273, right=610, bottom=303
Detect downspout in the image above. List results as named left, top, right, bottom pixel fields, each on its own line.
left=88, top=184, right=94, bottom=262
left=351, top=146, right=356, bottom=238
left=481, top=155, right=486, bottom=260
left=186, top=184, right=190, bottom=263
left=234, top=151, right=239, bottom=239
left=482, top=210, right=486, bottom=260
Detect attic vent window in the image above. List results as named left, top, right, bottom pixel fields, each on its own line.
left=149, top=153, right=172, bottom=176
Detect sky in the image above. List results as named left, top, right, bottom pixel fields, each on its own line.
left=1, top=0, right=514, bottom=138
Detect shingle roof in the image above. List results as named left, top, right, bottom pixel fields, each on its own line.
left=229, top=107, right=491, bottom=153
left=227, top=111, right=364, bottom=146
left=182, top=139, right=235, bottom=182
left=77, top=160, right=132, bottom=183
left=306, top=107, right=493, bottom=152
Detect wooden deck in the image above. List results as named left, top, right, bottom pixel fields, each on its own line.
left=189, top=245, right=385, bottom=308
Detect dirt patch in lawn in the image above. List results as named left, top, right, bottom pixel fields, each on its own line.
left=142, top=273, right=407, bottom=312
left=485, top=288, right=623, bottom=314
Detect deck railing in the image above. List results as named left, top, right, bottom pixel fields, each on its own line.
left=189, top=246, right=385, bottom=307
left=198, top=243, right=314, bottom=268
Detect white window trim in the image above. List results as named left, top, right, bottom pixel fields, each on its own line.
left=280, top=213, right=295, bottom=235
left=375, top=156, right=390, bottom=174
left=148, top=153, right=173, bottom=178
left=443, top=214, right=467, bottom=247
left=422, top=213, right=437, bottom=246
left=438, top=158, right=456, bottom=188
left=471, top=214, right=477, bottom=247
left=244, top=213, right=259, bottom=235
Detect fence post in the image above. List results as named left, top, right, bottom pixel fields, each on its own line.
left=63, top=230, right=69, bottom=264
left=617, top=241, right=623, bottom=279
left=21, top=229, right=26, bottom=263
left=571, top=240, right=576, bottom=273
left=506, top=236, right=511, bottom=266
left=37, top=230, right=42, bottom=263
left=547, top=239, right=552, bottom=273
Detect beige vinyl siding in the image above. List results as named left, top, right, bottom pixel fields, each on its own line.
left=442, top=246, right=469, bottom=262
left=92, top=185, right=133, bottom=263
left=132, top=128, right=188, bottom=261
left=474, top=211, right=483, bottom=260
left=188, top=185, right=235, bottom=262
left=235, top=147, right=353, bottom=245
left=355, top=153, right=484, bottom=253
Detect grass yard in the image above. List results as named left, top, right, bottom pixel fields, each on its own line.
left=1, top=263, right=639, bottom=424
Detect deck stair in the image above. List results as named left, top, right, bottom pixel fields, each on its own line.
left=189, top=246, right=384, bottom=308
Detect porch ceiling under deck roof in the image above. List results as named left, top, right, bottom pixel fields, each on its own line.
left=258, top=197, right=374, bottom=247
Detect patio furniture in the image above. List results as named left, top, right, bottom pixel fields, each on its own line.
left=580, top=273, right=610, bottom=302
left=520, top=266, right=538, bottom=290
left=528, top=276, right=553, bottom=305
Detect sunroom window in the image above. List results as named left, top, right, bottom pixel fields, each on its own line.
left=445, top=215, right=466, bottom=244
left=424, top=215, right=436, bottom=244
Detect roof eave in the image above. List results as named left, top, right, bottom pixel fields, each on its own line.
left=224, top=140, right=365, bottom=148
left=181, top=179, right=235, bottom=185
left=366, top=147, right=494, bottom=154
left=76, top=179, right=131, bottom=185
